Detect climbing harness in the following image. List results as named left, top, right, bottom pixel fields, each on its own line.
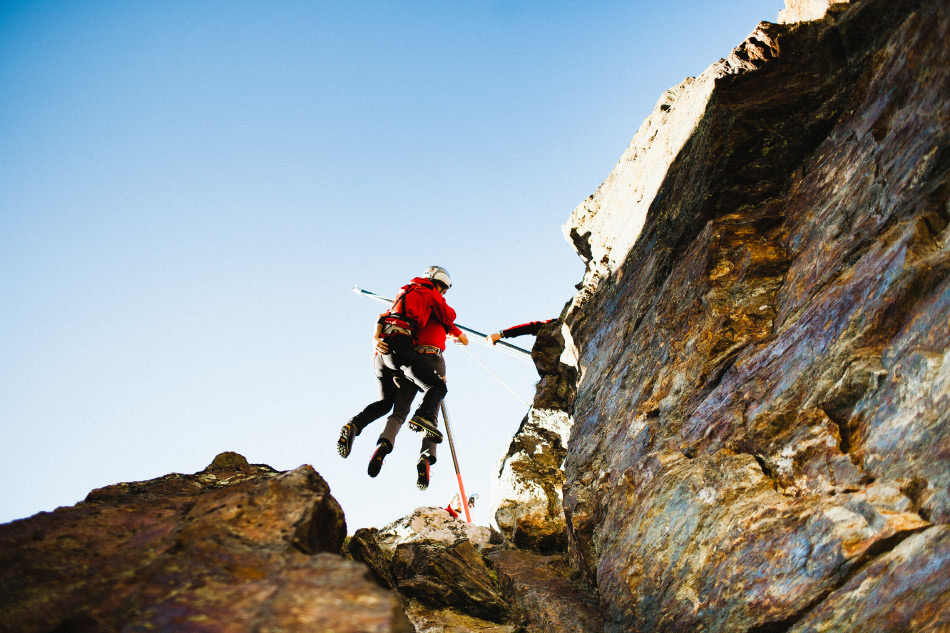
left=355, top=285, right=533, bottom=404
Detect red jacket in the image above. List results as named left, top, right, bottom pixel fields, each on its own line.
left=416, top=315, right=462, bottom=351
left=382, top=277, right=458, bottom=339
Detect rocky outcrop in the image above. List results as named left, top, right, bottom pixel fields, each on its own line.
left=347, top=506, right=602, bottom=632
left=348, top=507, right=515, bottom=630
left=778, top=0, right=851, bottom=24
left=491, top=408, right=571, bottom=552
left=491, top=320, right=577, bottom=552
left=392, top=540, right=510, bottom=622
left=374, top=506, right=494, bottom=553
left=560, top=0, right=950, bottom=631
left=0, top=452, right=411, bottom=633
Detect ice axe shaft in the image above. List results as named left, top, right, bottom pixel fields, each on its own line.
left=440, top=401, right=472, bottom=523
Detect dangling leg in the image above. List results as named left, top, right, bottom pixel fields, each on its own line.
left=415, top=354, right=444, bottom=490
left=403, top=353, right=447, bottom=443
left=378, top=374, right=419, bottom=451
left=339, top=355, right=398, bottom=458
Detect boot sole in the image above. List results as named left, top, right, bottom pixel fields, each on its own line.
left=416, top=459, right=429, bottom=490
left=368, top=445, right=389, bottom=478
left=337, top=425, right=354, bottom=458
left=408, top=418, right=443, bottom=443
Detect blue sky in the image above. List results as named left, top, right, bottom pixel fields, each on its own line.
left=1, top=0, right=785, bottom=531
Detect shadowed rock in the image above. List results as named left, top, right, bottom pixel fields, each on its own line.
left=391, top=539, right=510, bottom=622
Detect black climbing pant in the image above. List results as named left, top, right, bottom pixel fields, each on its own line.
left=380, top=333, right=446, bottom=424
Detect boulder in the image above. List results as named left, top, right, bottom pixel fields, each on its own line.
left=376, top=506, right=492, bottom=553
left=487, top=549, right=603, bottom=633
left=390, top=539, right=510, bottom=622
left=346, top=527, right=395, bottom=588
left=0, top=453, right=410, bottom=633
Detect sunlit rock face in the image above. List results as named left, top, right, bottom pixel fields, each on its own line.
left=374, top=506, right=493, bottom=553
left=491, top=320, right=577, bottom=552
left=560, top=0, right=950, bottom=631
left=0, top=452, right=411, bottom=633
left=778, top=0, right=852, bottom=24
left=491, top=407, right=571, bottom=552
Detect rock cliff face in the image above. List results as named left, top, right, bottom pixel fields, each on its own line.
left=560, top=0, right=950, bottom=631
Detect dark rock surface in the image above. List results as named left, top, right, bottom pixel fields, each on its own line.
left=560, top=0, right=950, bottom=630
left=0, top=453, right=410, bottom=633
left=347, top=526, right=396, bottom=588
left=391, top=539, right=509, bottom=622
left=530, top=319, right=577, bottom=412
left=487, top=549, right=603, bottom=633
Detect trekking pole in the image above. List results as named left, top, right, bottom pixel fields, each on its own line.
left=440, top=401, right=472, bottom=523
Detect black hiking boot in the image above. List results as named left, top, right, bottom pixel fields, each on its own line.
left=408, top=415, right=443, bottom=444
left=416, top=455, right=430, bottom=491
left=337, top=423, right=356, bottom=459
left=368, top=440, right=391, bottom=478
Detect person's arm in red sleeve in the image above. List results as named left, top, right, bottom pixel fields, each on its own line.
left=445, top=322, right=468, bottom=345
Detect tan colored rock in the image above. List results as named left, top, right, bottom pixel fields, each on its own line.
left=491, top=408, right=571, bottom=552
left=376, top=506, right=493, bottom=554
left=403, top=602, right=517, bottom=633
left=778, top=0, right=851, bottom=24
left=563, top=21, right=783, bottom=295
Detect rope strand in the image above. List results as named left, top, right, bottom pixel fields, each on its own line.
left=458, top=344, right=531, bottom=407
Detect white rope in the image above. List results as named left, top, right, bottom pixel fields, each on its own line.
left=459, top=344, right=532, bottom=407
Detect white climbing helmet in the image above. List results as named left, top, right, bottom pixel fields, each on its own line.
left=423, top=265, right=452, bottom=290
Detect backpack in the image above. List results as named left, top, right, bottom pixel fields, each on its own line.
left=379, top=280, right=435, bottom=334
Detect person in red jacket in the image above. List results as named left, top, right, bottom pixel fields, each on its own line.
left=338, top=267, right=466, bottom=486
left=367, top=309, right=467, bottom=489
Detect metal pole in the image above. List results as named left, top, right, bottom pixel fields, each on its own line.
left=353, top=285, right=532, bottom=361
left=440, top=401, right=472, bottom=523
